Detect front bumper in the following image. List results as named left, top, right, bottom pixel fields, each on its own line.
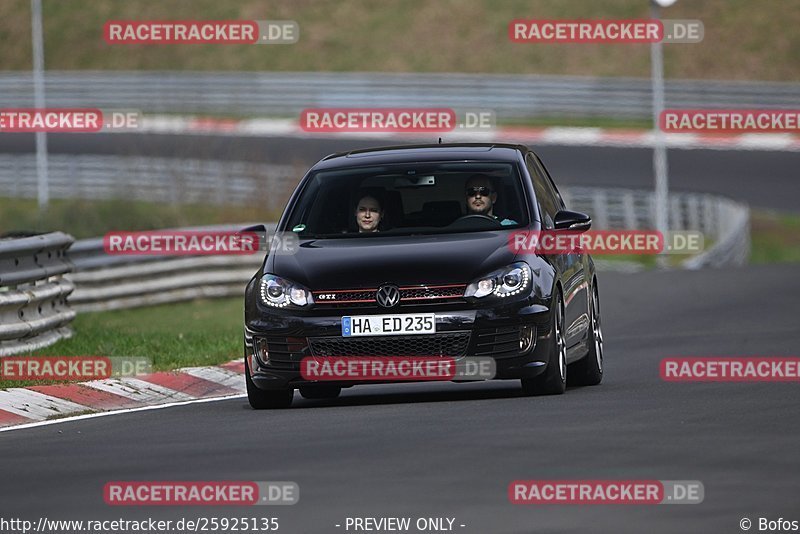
left=245, top=302, right=555, bottom=390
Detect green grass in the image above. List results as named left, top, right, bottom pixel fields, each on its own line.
left=500, top=116, right=653, bottom=130
left=0, top=0, right=798, bottom=81
left=750, top=210, right=800, bottom=264
left=0, top=298, right=243, bottom=390
left=0, top=197, right=280, bottom=239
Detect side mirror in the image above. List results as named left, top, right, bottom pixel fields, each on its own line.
left=554, top=210, right=592, bottom=232
left=238, top=224, right=269, bottom=254
left=239, top=224, right=267, bottom=234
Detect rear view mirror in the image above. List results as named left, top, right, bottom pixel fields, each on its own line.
left=393, top=175, right=436, bottom=188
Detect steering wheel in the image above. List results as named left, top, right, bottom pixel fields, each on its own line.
left=456, top=214, right=496, bottom=222
left=448, top=214, right=503, bottom=229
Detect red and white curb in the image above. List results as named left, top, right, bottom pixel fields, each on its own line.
left=0, top=360, right=245, bottom=430
left=129, top=116, right=800, bottom=152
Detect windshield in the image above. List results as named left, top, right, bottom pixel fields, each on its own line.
left=285, top=161, right=528, bottom=237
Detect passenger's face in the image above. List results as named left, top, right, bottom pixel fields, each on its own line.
left=355, top=196, right=382, bottom=232
left=465, top=178, right=496, bottom=215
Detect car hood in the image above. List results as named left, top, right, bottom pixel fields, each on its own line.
left=269, top=231, right=517, bottom=289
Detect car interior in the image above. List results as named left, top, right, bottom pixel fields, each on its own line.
left=291, top=166, right=526, bottom=235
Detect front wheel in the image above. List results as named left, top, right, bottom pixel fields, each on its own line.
left=521, top=291, right=567, bottom=396
left=569, top=282, right=604, bottom=386
left=245, top=358, right=294, bottom=409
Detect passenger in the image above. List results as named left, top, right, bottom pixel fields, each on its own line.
left=355, top=195, right=383, bottom=233
left=465, top=174, right=517, bottom=225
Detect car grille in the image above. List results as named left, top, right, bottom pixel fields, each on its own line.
left=308, top=332, right=471, bottom=357
left=400, top=285, right=465, bottom=300
left=313, top=290, right=375, bottom=304
left=312, top=284, right=466, bottom=308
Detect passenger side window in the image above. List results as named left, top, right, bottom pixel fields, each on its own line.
left=526, top=154, right=559, bottom=229
left=535, top=154, right=566, bottom=210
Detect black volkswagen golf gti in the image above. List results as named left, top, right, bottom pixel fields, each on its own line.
left=243, top=143, right=603, bottom=408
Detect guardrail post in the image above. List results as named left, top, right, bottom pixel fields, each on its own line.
left=591, top=190, right=608, bottom=230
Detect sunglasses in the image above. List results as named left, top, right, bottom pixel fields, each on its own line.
left=466, top=186, right=494, bottom=197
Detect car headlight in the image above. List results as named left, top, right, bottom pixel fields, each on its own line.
left=464, top=262, right=532, bottom=299
left=259, top=274, right=312, bottom=308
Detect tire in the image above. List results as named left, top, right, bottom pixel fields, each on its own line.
left=245, top=358, right=293, bottom=409
left=569, top=282, right=604, bottom=386
left=299, top=384, right=342, bottom=399
left=521, top=290, right=567, bottom=396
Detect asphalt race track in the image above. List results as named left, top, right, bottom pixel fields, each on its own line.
left=1, top=135, right=799, bottom=533
left=1, top=264, right=799, bottom=533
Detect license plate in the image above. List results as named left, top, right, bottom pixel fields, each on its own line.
left=342, top=314, right=436, bottom=337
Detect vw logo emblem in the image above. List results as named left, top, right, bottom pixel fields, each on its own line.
left=376, top=284, right=400, bottom=308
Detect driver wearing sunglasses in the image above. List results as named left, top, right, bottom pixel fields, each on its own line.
left=465, top=174, right=517, bottom=225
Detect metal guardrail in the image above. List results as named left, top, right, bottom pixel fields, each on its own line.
left=1, top=71, right=799, bottom=119
left=682, top=196, right=750, bottom=269
left=0, top=232, right=76, bottom=356
left=65, top=225, right=273, bottom=312
left=0, top=154, right=299, bottom=212
left=561, top=187, right=750, bottom=269
left=67, top=254, right=261, bottom=312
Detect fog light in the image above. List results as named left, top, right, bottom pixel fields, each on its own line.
left=255, top=338, right=270, bottom=365
left=519, top=325, right=534, bottom=352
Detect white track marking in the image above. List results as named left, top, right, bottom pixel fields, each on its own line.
left=182, top=367, right=247, bottom=393
left=82, top=378, right=195, bottom=403
left=0, top=388, right=90, bottom=419
left=0, top=394, right=246, bottom=433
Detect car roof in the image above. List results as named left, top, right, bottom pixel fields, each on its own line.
left=311, top=143, right=529, bottom=170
